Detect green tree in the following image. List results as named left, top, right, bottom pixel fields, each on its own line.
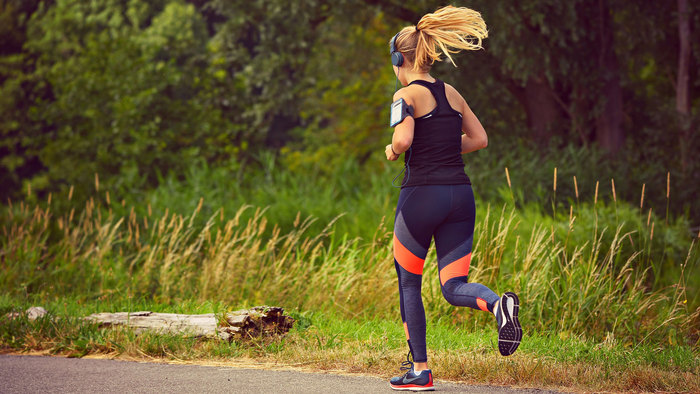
left=203, top=0, right=340, bottom=149
left=11, top=0, right=240, bottom=200
left=284, top=9, right=398, bottom=170
left=0, top=0, right=45, bottom=200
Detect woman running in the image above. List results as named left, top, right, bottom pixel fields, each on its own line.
left=384, top=6, right=522, bottom=391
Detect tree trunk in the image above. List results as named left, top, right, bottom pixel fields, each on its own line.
left=524, top=75, right=562, bottom=145
left=505, top=73, right=562, bottom=146
left=676, top=0, right=692, bottom=173
left=595, top=0, right=625, bottom=154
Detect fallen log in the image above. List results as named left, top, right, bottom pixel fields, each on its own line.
left=218, top=306, right=295, bottom=341
left=85, top=306, right=294, bottom=341
left=86, top=311, right=218, bottom=337
left=6, top=305, right=294, bottom=341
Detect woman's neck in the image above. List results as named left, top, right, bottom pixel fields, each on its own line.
left=404, top=69, right=435, bottom=85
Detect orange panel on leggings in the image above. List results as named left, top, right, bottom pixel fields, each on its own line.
left=393, top=234, right=425, bottom=275
left=439, top=253, right=471, bottom=286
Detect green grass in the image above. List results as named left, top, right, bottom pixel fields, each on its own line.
left=1, top=295, right=697, bottom=392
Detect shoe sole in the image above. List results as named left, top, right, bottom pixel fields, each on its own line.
left=390, top=385, right=435, bottom=391
left=498, top=292, right=521, bottom=356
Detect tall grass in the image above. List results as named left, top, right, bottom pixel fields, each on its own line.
left=2, top=165, right=698, bottom=347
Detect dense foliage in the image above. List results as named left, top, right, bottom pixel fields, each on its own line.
left=0, top=0, right=698, bottom=221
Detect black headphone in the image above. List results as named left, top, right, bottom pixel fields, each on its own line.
left=390, top=32, right=404, bottom=67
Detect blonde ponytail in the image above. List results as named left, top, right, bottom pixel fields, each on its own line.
left=394, top=5, right=487, bottom=72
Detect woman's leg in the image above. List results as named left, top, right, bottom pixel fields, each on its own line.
left=433, top=184, right=522, bottom=356
left=393, top=185, right=450, bottom=364
left=433, top=184, right=500, bottom=312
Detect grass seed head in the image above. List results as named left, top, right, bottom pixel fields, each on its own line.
left=569, top=205, right=573, bottom=222
left=594, top=181, right=599, bottom=205
left=611, top=178, right=617, bottom=202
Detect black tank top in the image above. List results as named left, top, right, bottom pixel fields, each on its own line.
left=401, top=79, right=471, bottom=187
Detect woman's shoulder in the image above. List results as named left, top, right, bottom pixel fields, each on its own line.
left=443, top=82, right=467, bottom=110
left=393, top=85, right=425, bottom=104
left=442, top=82, right=460, bottom=97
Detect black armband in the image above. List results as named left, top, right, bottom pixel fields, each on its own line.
left=390, top=98, right=414, bottom=127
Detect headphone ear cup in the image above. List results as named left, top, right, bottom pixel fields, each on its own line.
left=392, top=52, right=404, bottom=67
left=390, top=32, right=404, bottom=67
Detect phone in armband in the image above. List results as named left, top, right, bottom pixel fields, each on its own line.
left=390, top=98, right=414, bottom=127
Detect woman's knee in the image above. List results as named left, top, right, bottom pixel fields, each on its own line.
left=440, top=283, right=461, bottom=306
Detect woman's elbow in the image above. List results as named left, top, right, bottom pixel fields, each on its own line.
left=393, top=138, right=412, bottom=152
left=479, top=135, right=488, bottom=149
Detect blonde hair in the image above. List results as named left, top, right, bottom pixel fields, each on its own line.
left=394, top=5, right=487, bottom=72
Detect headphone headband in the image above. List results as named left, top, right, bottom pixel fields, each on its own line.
left=390, top=32, right=404, bottom=67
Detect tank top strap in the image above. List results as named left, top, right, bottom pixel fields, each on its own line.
left=408, top=79, right=452, bottom=115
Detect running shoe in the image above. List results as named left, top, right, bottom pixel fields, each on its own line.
left=497, top=291, right=522, bottom=356
left=389, top=350, right=434, bottom=391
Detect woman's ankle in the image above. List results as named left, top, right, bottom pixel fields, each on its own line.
left=414, top=361, right=429, bottom=372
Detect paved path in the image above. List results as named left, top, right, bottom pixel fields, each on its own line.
left=0, top=354, right=558, bottom=393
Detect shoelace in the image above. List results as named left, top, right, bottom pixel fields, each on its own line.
left=399, top=349, right=414, bottom=375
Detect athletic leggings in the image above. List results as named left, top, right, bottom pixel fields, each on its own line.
left=393, top=184, right=499, bottom=363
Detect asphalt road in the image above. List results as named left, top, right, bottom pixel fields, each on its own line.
left=0, top=354, right=559, bottom=393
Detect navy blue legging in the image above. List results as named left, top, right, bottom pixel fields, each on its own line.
left=393, top=184, right=499, bottom=363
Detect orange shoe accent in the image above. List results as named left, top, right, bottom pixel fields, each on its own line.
left=403, top=322, right=410, bottom=340
left=393, top=234, right=425, bottom=275
left=476, top=297, right=489, bottom=311
left=439, top=253, right=471, bottom=286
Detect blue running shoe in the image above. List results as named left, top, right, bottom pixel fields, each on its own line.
left=497, top=292, right=522, bottom=356
left=389, top=351, right=434, bottom=391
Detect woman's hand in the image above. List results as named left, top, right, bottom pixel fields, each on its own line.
left=385, top=144, right=400, bottom=161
